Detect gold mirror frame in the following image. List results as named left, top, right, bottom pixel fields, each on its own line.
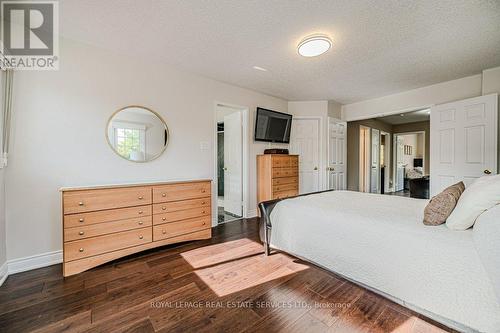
left=105, top=105, right=169, bottom=163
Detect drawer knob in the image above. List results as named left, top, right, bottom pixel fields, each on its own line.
left=162, top=193, right=166, bottom=197
left=79, top=231, right=84, bottom=236
left=202, top=210, right=206, bottom=214
left=138, top=221, right=143, bottom=225
left=202, top=222, right=206, bottom=226
left=138, top=211, right=143, bottom=215
left=162, top=206, right=166, bottom=210
left=78, top=202, right=84, bottom=206
left=162, top=217, right=166, bottom=221
left=138, top=196, right=144, bottom=200
left=79, top=248, right=84, bottom=252
left=139, top=235, right=143, bottom=239
left=201, top=201, right=206, bottom=205
left=79, top=218, right=84, bottom=223
left=162, top=229, right=166, bottom=234
left=201, top=189, right=206, bottom=193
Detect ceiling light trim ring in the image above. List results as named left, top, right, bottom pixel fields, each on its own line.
left=297, top=35, right=332, bottom=57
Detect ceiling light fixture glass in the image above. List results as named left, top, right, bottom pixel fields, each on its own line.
left=297, top=35, right=332, bottom=57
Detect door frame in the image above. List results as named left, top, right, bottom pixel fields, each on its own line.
left=359, top=125, right=371, bottom=192
left=327, top=117, right=347, bottom=190
left=213, top=102, right=249, bottom=226
left=291, top=116, right=324, bottom=191
left=392, top=131, right=426, bottom=193
left=370, top=128, right=381, bottom=193
left=380, top=131, right=391, bottom=193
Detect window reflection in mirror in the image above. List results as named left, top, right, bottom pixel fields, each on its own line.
left=106, top=106, right=168, bottom=162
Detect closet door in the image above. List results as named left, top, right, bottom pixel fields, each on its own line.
left=430, top=94, right=497, bottom=195
left=223, top=111, right=243, bottom=216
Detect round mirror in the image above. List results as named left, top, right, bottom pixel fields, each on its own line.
left=106, top=106, right=169, bottom=162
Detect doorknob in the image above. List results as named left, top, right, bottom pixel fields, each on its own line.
left=313, top=166, right=318, bottom=170
left=484, top=169, right=492, bottom=175
left=328, top=167, right=335, bottom=171
left=223, top=167, right=228, bottom=171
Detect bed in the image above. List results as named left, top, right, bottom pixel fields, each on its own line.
left=258, top=190, right=500, bottom=333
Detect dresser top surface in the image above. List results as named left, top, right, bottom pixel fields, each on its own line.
left=60, top=179, right=212, bottom=192
left=257, top=154, right=299, bottom=157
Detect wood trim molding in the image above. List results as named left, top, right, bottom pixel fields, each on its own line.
left=7, top=250, right=62, bottom=275
left=0, top=261, right=8, bottom=287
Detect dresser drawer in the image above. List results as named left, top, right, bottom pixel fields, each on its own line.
left=272, top=168, right=298, bottom=178
left=153, top=182, right=210, bottom=203
left=153, top=216, right=210, bottom=241
left=272, top=156, right=291, bottom=168
left=153, top=206, right=211, bottom=225
left=273, top=183, right=298, bottom=193
left=272, top=177, right=298, bottom=186
left=63, top=187, right=152, bottom=214
left=64, top=227, right=152, bottom=261
left=64, top=216, right=152, bottom=242
left=273, top=189, right=298, bottom=200
left=153, top=197, right=210, bottom=214
left=64, top=205, right=152, bottom=228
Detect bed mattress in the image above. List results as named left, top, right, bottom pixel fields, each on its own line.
left=268, top=191, right=500, bottom=333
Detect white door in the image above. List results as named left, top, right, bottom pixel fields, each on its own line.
left=327, top=118, right=347, bottom=190
left=395, top=135, right=405, bottom=192
left=223, top=111, right=242, bottom=216
left=290, top=118, right=320, bottom=194
left=430, top=94, right=498, bottom=196
left=370, top=129, right=380, bottom=193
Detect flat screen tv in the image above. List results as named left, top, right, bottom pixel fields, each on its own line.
left=254, top=108, right=292, bottom=143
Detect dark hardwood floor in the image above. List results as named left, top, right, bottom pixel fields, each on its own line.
left=0, top=218, right=455, bottom=333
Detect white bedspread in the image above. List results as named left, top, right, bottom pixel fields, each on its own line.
left=269, top=191, right=500, bottom=333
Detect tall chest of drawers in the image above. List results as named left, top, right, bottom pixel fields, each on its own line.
left=257, top=154, right=299, bottom=208
left=61, top=180, right=211, bottom=276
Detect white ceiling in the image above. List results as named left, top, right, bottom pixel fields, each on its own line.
left=59, top=0, right=500, bottom=104
left=376, top=109, right=430, bottom=125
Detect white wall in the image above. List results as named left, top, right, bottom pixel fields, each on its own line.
left=400, top=133, right=423, bottom=169
left=482, top=67, right=500, bottom=167
left=0, top=72, right=7, bottom=283
left=342, top=74, right=483, bottom=121
left=342, top=68, right=500, bottom=168
left=327, top=100, right=342, bottom=119
left=0, top=169, right=6, bottom=281
left=6, top=38, right=287, bottom=261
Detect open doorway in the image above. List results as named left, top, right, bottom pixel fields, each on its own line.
left=349, top=108, right=430, bottom=197
left=215, top=103, right=247, bottom=224
left=380, top=132, right=391, bottom=194
left=393, top=131, right=426, bottom=197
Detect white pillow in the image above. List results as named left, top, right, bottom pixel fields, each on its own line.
left=446, top=174, right=500, bottom=230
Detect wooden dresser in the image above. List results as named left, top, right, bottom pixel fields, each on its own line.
left=257, top=154, right=299, bottom=207
left=61, top=180, right=211, bottom=276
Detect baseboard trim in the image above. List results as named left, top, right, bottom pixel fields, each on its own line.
left=8, top=250, right=63, bottom=275
left=0, top=261, right=8, bottom=287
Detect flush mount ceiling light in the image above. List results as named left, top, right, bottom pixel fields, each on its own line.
left=297, top=35, right=332, bottom=57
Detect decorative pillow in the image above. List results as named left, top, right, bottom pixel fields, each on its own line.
left=423, top=182, right=465, bottom=226
left=447, top=174, right=500, bottom=230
